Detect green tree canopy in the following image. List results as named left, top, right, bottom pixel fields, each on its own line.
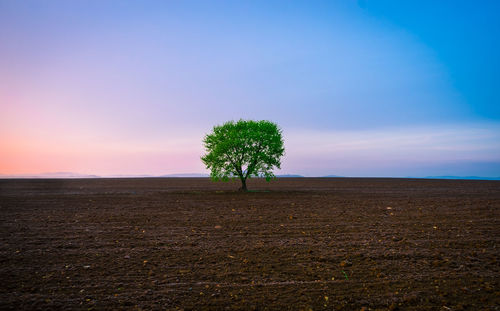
left=201, top=120, right=285, bottom=191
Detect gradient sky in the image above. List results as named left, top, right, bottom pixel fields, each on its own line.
left=1, top=0, right=499, bottom=177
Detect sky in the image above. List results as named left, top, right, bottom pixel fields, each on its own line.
left=1, top=0, right=499, bottom=177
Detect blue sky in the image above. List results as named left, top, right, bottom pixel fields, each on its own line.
left=1, top=0, right=499, bottom=177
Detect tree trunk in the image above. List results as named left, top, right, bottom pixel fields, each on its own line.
left=239, top=177, right=248, bottom=192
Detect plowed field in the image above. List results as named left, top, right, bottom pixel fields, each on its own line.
left=1, top=178, right=499, bottom=310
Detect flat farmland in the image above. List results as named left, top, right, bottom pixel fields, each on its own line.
left=0, top=178, right=499, bottom=310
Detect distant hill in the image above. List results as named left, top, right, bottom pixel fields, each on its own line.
left=0, top=172, right=100, bottom=178
left=162, top=174, right=306, bottom=178
left=160, top=173, right=210, bottom=177
left=105, top=174, right=153, bottom=178
left=321, top=175, right=343, bottom=178
left=424, top=176, right=500, bottom=181
left=160, top=174, right=306, bottom=178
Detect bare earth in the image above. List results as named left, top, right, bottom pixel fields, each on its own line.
left=0, top=178, right=499, bottom=310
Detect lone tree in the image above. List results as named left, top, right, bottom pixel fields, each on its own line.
left=201, top=119, right=285, bottom=191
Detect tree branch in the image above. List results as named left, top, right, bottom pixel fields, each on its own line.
left=227, top=156, right=243, bottom=179
left=244, top=143, right=263, bottom=179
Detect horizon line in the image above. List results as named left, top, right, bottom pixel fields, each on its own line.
left=1, top=172, right=499, bottom=181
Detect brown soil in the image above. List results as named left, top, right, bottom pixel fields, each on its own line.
left=0, top=178, right=499, bottom=310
